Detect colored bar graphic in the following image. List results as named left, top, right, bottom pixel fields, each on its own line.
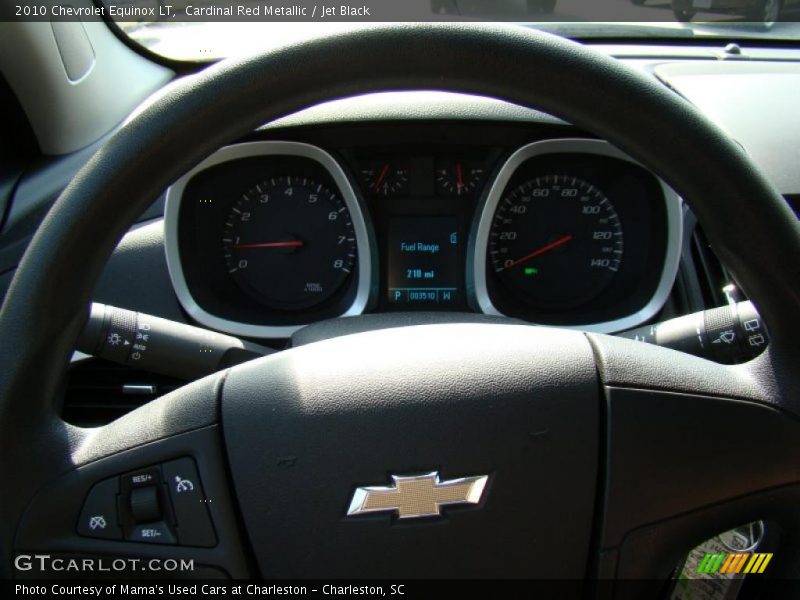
left=711, top=553, right=725, bottom=573
left=697, top=553, right=711, bottom=573
left=731, top=553, right=749, bottom=574
left=699, top=552, right=773, bottom=575
left=720, top=553, right=736, bottom=573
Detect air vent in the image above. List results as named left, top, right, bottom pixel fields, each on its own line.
left=63, top=358, right=186, bottom=427
left=689, top=196, right=797, bottom=310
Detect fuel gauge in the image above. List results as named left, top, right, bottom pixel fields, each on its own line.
left=436, top=160, right=484, bottom=197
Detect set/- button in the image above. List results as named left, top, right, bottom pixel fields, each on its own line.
left=129, top=521, right=176, bottom=545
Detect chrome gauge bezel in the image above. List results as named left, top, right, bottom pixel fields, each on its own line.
left=164, top=141, right=372, bottom=338
left=470, top=138, right=683, bottom=334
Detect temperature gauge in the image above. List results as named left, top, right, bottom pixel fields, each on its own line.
left=360, top=162, right=410, bottom=197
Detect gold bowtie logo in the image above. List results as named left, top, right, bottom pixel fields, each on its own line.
left=347, top=472, right=489, bottom=519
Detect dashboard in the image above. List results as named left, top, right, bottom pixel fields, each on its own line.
left=164, top=122, right=681, bottom=338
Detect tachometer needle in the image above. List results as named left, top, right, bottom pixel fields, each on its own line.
left=507, top=234, right=573, bottom=269
left=233, top=241, right=304, bottom=249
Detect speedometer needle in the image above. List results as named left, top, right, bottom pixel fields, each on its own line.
left=506, top=234, right=573, bottom=269
left=233, top=241, right=304, bottom=249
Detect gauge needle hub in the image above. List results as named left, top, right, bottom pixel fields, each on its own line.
left=507, top=234, right=573, bottom=269
left=233, top=241, right=304, bottom=249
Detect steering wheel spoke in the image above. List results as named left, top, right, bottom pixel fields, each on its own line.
left=589, top=334, right=800, bottom=580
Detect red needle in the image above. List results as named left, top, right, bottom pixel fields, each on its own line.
left=373, top=163, right=390, bottom=192
left=506, top=234, right=573, bottom=269
left=456, top=162, right=464, bottom=190
left=233, top=241, right=304, bottom=249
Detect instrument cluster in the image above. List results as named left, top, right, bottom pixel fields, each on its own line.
left=165, top=137, right=681, bottom=338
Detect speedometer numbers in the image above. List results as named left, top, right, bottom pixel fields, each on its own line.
left=222, top=176, right=356, bottom=311
left=489, top=175, right=623, bottom=309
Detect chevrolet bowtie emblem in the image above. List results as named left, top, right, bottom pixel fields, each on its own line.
left=347, top=472, right=489, bottom=519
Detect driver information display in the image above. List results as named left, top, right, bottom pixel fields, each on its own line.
left=387, top=217, right=460, bottom=305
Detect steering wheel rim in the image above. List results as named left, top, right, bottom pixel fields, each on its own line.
left=1, top=24, right=799, bottom=582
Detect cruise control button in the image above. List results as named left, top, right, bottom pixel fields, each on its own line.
left=162, top=457, right=217, bottom=547
left=129, top=521, right=176, bottom=545
left=77, top=478, right=122, bottom=540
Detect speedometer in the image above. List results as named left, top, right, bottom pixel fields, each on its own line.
left=489, top=175, right=623, bottom=309
left=222, top=175, right=357, bottom=311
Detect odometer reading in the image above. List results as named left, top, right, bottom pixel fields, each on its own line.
left=222, top=176, right=356, bottom=311
left=489, top=175, right=623, bottom=309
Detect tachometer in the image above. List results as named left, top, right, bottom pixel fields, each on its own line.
left=489, top=175, right=623, bottom=309
left=222, top=175, right=356, bottom=310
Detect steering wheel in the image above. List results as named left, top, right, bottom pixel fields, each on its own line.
left=1, top=24, right=799, bottom=584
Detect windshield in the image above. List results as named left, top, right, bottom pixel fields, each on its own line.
left=18, top=0, right=800, bottom=61
left=104, top=0, right=800, bottom=61
left=122, top=21, right=800, bottom=62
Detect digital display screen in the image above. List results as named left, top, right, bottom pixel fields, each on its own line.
left=387, top=217, right=461, bottom=305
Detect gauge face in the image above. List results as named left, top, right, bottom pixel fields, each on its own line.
left=222, top=176, right=356, bottom=310
left=360, top=162, right=410, bottom=197
left=436, top=160, right=484, bottom=196
left=489, top=175, right=623, bottom=309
